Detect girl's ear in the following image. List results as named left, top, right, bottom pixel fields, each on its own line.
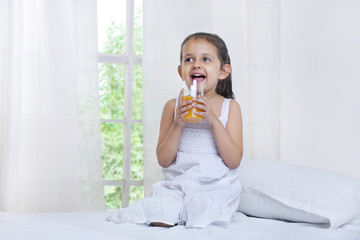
left=178, top=65, right=182, bottom=78
left=219, top=64, right=231, bottom=80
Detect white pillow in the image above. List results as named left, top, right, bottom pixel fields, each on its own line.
left=237, top=159, right=360, bottom=229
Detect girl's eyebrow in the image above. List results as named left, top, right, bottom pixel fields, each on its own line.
left=202, top=53, right=214, bottom=58
left=183, top=53, right=214, bottom=58
left=183, top=54, right=193, bottom=59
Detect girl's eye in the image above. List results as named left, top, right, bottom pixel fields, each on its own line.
left=203, top=57, right=210, bottom=62
left=185, top=58, right=193, bottom=62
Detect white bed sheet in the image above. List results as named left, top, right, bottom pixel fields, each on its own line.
left=1, top=211, right=359, bottom=240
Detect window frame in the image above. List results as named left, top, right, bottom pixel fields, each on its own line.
left=98, top=0, right=143, bottom=208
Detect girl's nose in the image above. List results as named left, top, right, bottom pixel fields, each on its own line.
left=193, top=59, right=201, bottom=68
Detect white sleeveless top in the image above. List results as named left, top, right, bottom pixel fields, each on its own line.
left=177, top=98, right=231, bottom=154
left=164, top=99, right=233, bottom=184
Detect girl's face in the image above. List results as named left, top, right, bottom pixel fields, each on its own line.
left=178, top=39, right=230, bottom=95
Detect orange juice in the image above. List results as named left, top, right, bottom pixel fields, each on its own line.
left=182, top=96, right=204, bottom=123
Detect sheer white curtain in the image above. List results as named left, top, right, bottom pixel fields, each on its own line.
left=0, top=0, right=105, bottom=213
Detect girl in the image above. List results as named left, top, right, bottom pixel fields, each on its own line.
left=108, top=32, right=243, bottom=228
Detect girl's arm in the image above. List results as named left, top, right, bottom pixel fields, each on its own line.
left=194, top=98, right=243, bottom=169
left=156, top=90, right=192, bottom=168
left=212, top=100, right=243, bottom=169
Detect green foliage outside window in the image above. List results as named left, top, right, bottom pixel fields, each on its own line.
left=99, top=6, right=144, bottom=209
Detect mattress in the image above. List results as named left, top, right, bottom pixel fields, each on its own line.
left=1, top=211, right=359, bottom=240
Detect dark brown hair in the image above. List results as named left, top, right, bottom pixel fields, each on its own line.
left=180, top=32, right=235, bottom=99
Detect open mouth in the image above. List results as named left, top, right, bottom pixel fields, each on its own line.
left=191, top=74, right=206, bottom=82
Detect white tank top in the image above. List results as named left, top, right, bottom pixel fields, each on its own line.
left=174, top=98, right=232, bottom=154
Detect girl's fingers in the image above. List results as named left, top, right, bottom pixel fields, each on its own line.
left=179, top=111, right=189, bottom=119
left=192, top=102, right=205, bottom=110
left=179, top=100, right=192, bottom=108
left=191, top=99, right=208, bottom=112
left=176, top=104, right=192, bottom=117
left=192, top=96, right=218, bottom=121
left=194, top=96, right=207, bottom=103
left=179, top=104, right=192, bottom=115
left=194, top=111, right=204, bottom=116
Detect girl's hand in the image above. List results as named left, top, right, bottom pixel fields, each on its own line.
left=192, top=96, right=218, bottom=126
left=174, top=89, right=192, bottom=127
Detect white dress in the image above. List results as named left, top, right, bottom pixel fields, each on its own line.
left=108, top=99, right=241, bottom=228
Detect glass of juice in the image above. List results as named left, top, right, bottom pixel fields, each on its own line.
left=182, top=80, right=204, bottom=123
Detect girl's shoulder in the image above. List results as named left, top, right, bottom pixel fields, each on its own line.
left=228, top=98, right=240, bottom=109
left=215, top=95, right=240, bottom=109
left=159, top=98, right=177, bottom=123
left=163, top=98, right=177, bottom=110
left=227, top=98, right=242, bottom=120
left=161, top=98, right=177, bottom=118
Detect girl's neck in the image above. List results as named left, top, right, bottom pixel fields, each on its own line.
left=204, top=91, right=222, bottom=102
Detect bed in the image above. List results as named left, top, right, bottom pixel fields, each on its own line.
left=1, top=211, right=359, bottom=240
left=1, top=159, right=360, bottom=240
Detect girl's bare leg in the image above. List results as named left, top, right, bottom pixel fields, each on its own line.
left=150, top=222, right=176, bottom=227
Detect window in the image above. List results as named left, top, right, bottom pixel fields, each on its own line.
left=97, top=0, right=143, bottom=209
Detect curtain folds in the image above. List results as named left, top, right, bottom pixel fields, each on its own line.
left=0, top=0, right=105, bottom=213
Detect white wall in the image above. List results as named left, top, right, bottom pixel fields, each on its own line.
left=280, top=0, right=360, bottom=177
left=246, top=0, right=281, bottom=161
left=143, top=0, right=360, bottom=196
